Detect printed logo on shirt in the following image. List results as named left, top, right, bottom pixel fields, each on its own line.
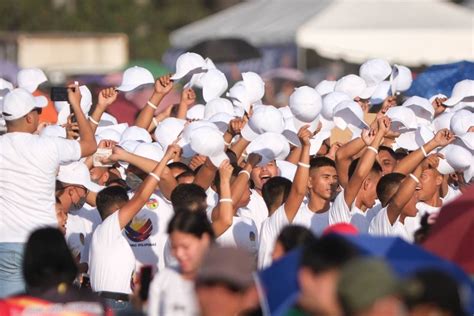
left=125, top=218, right=153, bottom=242
left=146, top=198, right=159, bottom=210
left=249, top=231, right=256, bottom=242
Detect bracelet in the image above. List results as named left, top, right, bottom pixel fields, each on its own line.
left=147, top=101, right=157, bottom=110
left=219, top=198, right=233, bottom=203
left=367, top=146, right=378, bottom=154
left=239, top=170, right=250, bottom=178
left=409, top=173, right=419, bottom=184
left=298, top=162, right=310, bottom=168
left=152, top=117, right=158, bottom=127
left=420, top=145, right=428, bottom=157
left=148, top=172, right=160, bottom=182
left=224, top=141, right=231, bottom=147
left=89, top=117, right=99, bottom=125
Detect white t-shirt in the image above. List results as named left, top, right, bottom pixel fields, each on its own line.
left=125, top=191, right=174, bottom=272
left=206, top=187, right=218, bottom=209
left=89, top=211, right=135, bottom=294
left=147, top=267, right=199, bottom=316
left=368, top=207, right=418, bottom=242
left=443, top=185, right=462, bottom=204
left=216, top=216, right=259, bottom=258
left=237, top=189, right=269, bottom=234
left=416, top=201, right=442, bottom=216
left=0, top=133, right=81, bottom=243
left=65, top=213, right=87, bottom=259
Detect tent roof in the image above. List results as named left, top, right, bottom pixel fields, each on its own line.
left=170, top=0, right=330, bottom=48
left=297, top=0, right=474, bottom=66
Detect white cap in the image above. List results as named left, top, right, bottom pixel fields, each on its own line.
left=432, top=111, right=455, bottom=133
left=204, top=98, right=234, bottom=120
left=190, top=126, right=228, bottom=167
left=201, top=69, right=228, bottom=102
left=359, top=59, right=391, bottom=87
left=17, top=68, right=47, bottom=93
left=455, top=132, right=474, bottom=151
left=289, top=86, right=322, bottom=132
left=120, top=126, right=152, bottom=144
left=178, top=120, right=219, bottom=158
left=0, top=78, right=13, bottom=91
left=450, top=109, right=473, bottom=136
left=209, top=112, right=234, bottom=134
left=321, top=92, right=351, bottom=120
left=444, top=80, right=474, bottom=106
left=95, top=128, right=122, bottom=143
left=403, top=96, right=434, bottom=126
left=171, top=52, right=206, bottom=80
left=116, top=66, right=154, bottom=92
left=452, top=101, right=474, bottom=112
left=385, top=106, right=417, bottom=132
left=370, top=81, right=391, bottom=105
left=227, top=81, right=251, bottom=114
left=333, top=100, right=368, bottom=133
left=334, top=74, right=376, bottom=99
left=241, top=105, right=285, bottom=141
left=446, top=144, right=471, bottom=171
left=2, top=88, right=48, bottom=121
left=309, top=129, right=331, bottom=156
left=95, top=123, right=128, bottom=139
left=39, top=125, right=66, bottom=138
left=463, top=157, right=474, bottom=182
left=57, top=162, right=103, bottom=192
left=242, top=72, right=265, bottom=104
left=395, top=125, right=434, bottom=151
left=186, top=104, right=205, bottom=120
left=390, top=64, right=412, bottom=95
left=154, top=117, right=186, bottom=150
left=315, top=80, right=336, bottom=96
left=99, top=112, right=119, bottom=126
left=246, top=132, right=290, bottom=166
left=134, top=142, right=165, bottom=162
left=429, top=94, right=447, bottom=104
left=276, top=160, right=297, bottom=181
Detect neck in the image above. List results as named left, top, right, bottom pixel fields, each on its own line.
left=423, top=191, right=441, bottom=207
left=354, top=196, right=364, bottom=211
left=308, top=194, right=330, bottom=213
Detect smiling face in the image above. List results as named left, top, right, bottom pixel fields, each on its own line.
left=416, top=168, right=442, bottom=202
left=250, top=160, right=279, bottom=191
left=170, top=231, right=211, bottom=276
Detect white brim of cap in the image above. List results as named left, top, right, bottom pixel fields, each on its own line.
left=293, top=115, right=320, bottom=134
left=35, top=95, right=48, bottom=108
left=241, top=124, right=260, bottom=141
left=171, top=67, right=204, bottom=81
left=177, top=138, right=196, bottom=158
left=359, top=84, right=378, bottom=99
left=116, top=82, right=152, bottom=92
left=309, top=130, right=331, bottom=156
left=83, top=180, right=105, bottom=193
left=463, top=162, right=474, bottom=182
left=395, top=131, right=418, bottom=151
left=443, top=95, right=463, bottom=106
left=282, top=130, right=301, bottom=147
left=437, top=158, right=455, bottom=175
left=209, top=152, right=229, bottom=168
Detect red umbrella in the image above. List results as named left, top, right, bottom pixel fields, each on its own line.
left=422, top=186, right=474, bottom=274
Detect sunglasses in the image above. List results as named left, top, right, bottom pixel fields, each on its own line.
left=31, top=108, right=43, bottom=115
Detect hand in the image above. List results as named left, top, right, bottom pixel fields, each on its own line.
left=421, top=153, right=442, bottom=170
left=432, top=97, right=447, bottom=109
left=297, top=125, right=312, bottom=147
left=180, top=88, right=196, bottom=107
left=67, top=82, right=82, bottom=107
left=97, top=87, right=118, bottom=108
left=247, top=153, right=262, bottom=167
left=103, top=145, right=127, bottom=163
left=227, top=118, right=246, bottom=136
left=189, top=155, right=207, bottom=170
left=165, top=143, right=181, bottom=161
left=376, top=116, right=391, bottom=136
left=362, top=128, right=376, bottom=145
left=65, top=115, right=79, bottom=140
left=433, top=128, right=454, bottom=147
left=219, top=159, right=233, bottom=181
left=154, top=74, right=173, bottom=95
left=326, top=142, right=342, bottom=160
left=98, top=139, right=117, bottom=149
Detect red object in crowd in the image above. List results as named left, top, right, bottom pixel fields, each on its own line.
left=323, top=223, right=359, bottom=236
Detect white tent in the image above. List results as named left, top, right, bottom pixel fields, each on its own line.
left=297, top=0, right=474, bottom=67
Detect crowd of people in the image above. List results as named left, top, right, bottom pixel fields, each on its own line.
left=0, top=53, right=472, bottom=316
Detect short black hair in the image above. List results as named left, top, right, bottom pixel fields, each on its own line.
left=310, top=156, right=336, bottom=171
left=378, top=146, right=397, bottom=160
left=167, top=210, right=215, bottom=240
left=213, top=163, right=242, bottom=195
left=168, top=162, right=193, bottom=177
left=171, top=183, right=208, bottom=213
left=23, top=228, right=78, bottom=292
left=262, top=176, right=292, bottom=210
left=277, top=225, right=317, bottom=254
left=348, top=158, right=382, bottom=180
left=376, top=172, right=405, bottom=207
left=96, top=186, right=129, bottom=220
left=300, top=234, right=359, bottom=274
left=176, top=170, right=196, bottom=182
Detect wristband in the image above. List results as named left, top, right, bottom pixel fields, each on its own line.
left=152, top=117, right=158, bottom=127
left=367, top=146, right=378, bottom=154
left=239, top=170, right=250, bottom=178
left=420, top=145, right=428, bottom=157
left=224, top=141, right=231, bottom=147
left=219, top=198, right=233, bottom=203
left=147, top=101, right=157, bottom=110
left=409, top=173, right=419, bottom=184
left=148, top=172, right=160, bottom=182
left=298, top=162, right=310, bottom=168
left=89, top=117, right=99, bottom=125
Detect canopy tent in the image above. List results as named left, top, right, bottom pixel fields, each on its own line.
left=296, top=0, right=474, bottom=67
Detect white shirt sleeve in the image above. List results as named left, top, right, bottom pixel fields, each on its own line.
left=52, top=137, right=82, bottom=164
left=257, top=205, right=288, bottom=270
left=93, top=211, right=122, bottom=245
left=329, top=191, right=352, bottom=225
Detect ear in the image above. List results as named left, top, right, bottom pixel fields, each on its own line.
left=25, top=113, right=34, bottom=124
left=101, top=171, right=110, bottom=184
left=363, top=177, right=370, bottom=191
left=307, top=176, right=313, bottom=189
left=435, top=174, right=443, bottom=186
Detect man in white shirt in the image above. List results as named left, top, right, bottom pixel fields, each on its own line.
left=0, top=85, right=96, bottom=297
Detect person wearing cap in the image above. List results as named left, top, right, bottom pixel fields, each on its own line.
left=0, top=84, right=97, bottom=298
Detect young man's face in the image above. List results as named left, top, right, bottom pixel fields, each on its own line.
left=416, top=169, right=442, bottom=202
left=377, top=150, right=397, bottom=174
left=361, top=171, right=382, bottom=209
left=250, top=161, right=279, bottom=191
left=309, top=166, right=338, bottom=200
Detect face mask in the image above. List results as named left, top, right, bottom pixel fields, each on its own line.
left=71, top=195, right=87, bottom=211
left=126, top=173, right=143, bottom=191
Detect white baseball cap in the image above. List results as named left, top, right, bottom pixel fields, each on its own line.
left=190, top=126, right=228, bottom=167
left=241, top=105, right=285, bottom=141
left=276, top=160, right=297, bottom=181
left=322, top=92, right=351, bottom=120
left=134, top=142, right=165, bottom=162
left=116, top=66, right=154, bottom=92
left=450, top=109, right=473, bottom=136
left=246, top=132, right=290, bottom=166
left=444, top=80, right=474, bottom=106
left=57, top=162, right=104, bottom=192
left=395, top=125, right=434, bottom=151
left=242, top=72, right=265, bottom=104
left=403, top=96, right=434, bottom=126
left=370, top=81, right=391, bottom=105
left=385, top=106, right=417, bottom=132
left=201, top=69, right=228, bottom=103
left=204, top=98, right=234, bottom=120
left=463, top=157, right=474, bottom=182
left=390, top=65, right=412, bottom=95
left=432, top=111, right=455, bottom=133
left=227, top=81, right=251, bottom=114
left=2, top=88, right=48, bottom=121
left=429, top=94, right=447, bottom=104
left=359, top=59, right=391, bottom=87
left=315, top=80, right=336, bottom=96
left=39, top=125, right=66, bottom=138
left=334, top=74, right=376, bottom=99
left=309, top=129, right=331, bottom=156
left=178, top=120, right=220, bottom=158
left=120, top=126, right=152, bottom=144
left=289, top=86, right=322, bottom=132
left=154, top=117, right=186, bottom=150
left=209, top=112, right=234, bottom=134
left=186, top=104, right=205, bottom=120
left=171, top=52, right=206, bottom=81
left=0, top=78, right=13, bottom=91
left=99, top=112, right=118, bottom=126
left=95, top=128, right=122, bottom=143
left=333, top=100, right=369, bottom=133
left=455, top=132, right=474, bottom=151
left=95, top=122, right=128, bottom=138
left=17, top=68, right=48, bottom=93
left=452, top=101, right=474, bottom=112
left=446, top=144, right=471, bottom=171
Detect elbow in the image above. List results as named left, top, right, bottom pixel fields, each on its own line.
left=81, top=141, right=97, bottom=158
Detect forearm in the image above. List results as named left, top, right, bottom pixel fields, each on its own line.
left=286, top=147, right=301, bottom=164
left=336, top=138, right=365, bottom=188
left=158, top=166, right=178, bottom=200
left=88, top=104, right=107, bottom=134
left=193, top=161, right=217, bottom=190
left=230, top=164, right=251, bottom=206
left=393, top=139, right=439, bottom=175
left=72, top=103, right=97, bottom=157
left=211, top=179, right=233, bottom=236
left=175, top=101, right=188, bottom=120
left=134, top=92, right=164, bottom=129
left=230, top=137, right=250, bottom=160
left=294, top=145, right=310, bottom=195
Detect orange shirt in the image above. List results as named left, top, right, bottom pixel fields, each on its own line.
left=33, top=90, right=58, bottom=124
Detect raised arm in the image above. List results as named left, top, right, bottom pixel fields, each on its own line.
left=193, top=158, right=218, bottom=190
left=88, top=87, right=118, bottom=133
left=211, top=160, right=234, bottom=237
left=230, top=153, right=262, bottom=206
left=335, top=136, right=368, bottom=189
left=176, top=88, right=196, bottom=120
left=386, top=166, right=421, bottom=224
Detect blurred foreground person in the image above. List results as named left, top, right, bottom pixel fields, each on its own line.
left=271, top=225, right=317, bottom=262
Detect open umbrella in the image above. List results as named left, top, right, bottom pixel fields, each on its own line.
left=188, top=38, right=261, bottom=63
left=406, top=61, right=474, bottom=98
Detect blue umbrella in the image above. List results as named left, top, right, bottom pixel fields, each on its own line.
left=406, top=60, right=474, bottom=98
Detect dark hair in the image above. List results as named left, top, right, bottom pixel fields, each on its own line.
left=171, top=183, right=208, bottom=213
left=176, top=170, right=196, bottom=182
left=167, top=210, right=215, bottom=240
left=262, top=176, right=292, bottom=210
left=168, top=162, right=193, bottom=177
left=301, top=234, right=359, bottom=273
left=376, top=172, right=405, bottom=207
left=348, top=158, right=382, bottom=180
left=277, top=225, right=317, bottom=253
left=310, top=156, right=336, bottom=171
left=378, top=146, right=397, bottom=160
left=23, top=228, right=78, bottom=292
left=96, top=186, right=129, bottom=219
left=414, top=213, right=433, bottom=244
left=213, top=163, right=242, bottom=195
